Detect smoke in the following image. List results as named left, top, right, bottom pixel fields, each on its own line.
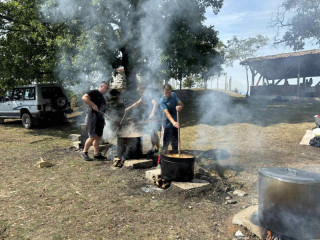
left=40, top=0, right=224, bottom=143
left=191, top=90, right=265, bottom=166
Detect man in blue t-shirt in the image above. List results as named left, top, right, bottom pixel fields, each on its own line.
left=159, top=84, right=184, bottom=153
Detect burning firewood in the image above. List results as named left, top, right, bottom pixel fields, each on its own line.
left=153, top=174, right=171, bottom=189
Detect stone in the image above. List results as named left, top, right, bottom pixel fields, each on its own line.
left=68, top=134, right=81, bottom=141
left=145, top=168, right=162, bottom=182
left=299, top=130, right=313, bottom=145
left=224, top=186, right=231, bottom=192
left=235, top=230, right=244, bottom=238
left=233, top=190, right=248, bottom=197
left=73, top=141, right=81, bottom=150
left=36, top=158, right=54, bottom=168
left=232, top=205, right=265, bottom=240
left=172, top=178, right=210, bottom=190
left=225, top=200, right=237, bottom=205
left=223, top=170, right=237, bottom=178
left=123, top=159, right=154, bottom=169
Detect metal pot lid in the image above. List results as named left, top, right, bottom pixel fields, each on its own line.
left=259, top=167, right=320, bottom=183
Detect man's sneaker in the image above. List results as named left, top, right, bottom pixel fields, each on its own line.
left=94, top=153, right=107, bottom=161
left=81, top=152, right=91, bottom=161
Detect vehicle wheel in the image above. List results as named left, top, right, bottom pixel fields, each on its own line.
left=0, top=118, right=4, bottom=124
left=21, top=113, right=33, bottom=129
left=55, top=96, right=67, bottom=109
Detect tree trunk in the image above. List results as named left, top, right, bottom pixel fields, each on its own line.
left=120, top=47, right=137, bottom=93
left=245, top=67, right=249, bottom=97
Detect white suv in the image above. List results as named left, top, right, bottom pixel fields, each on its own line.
left=0, top=83, right=72, bottom=128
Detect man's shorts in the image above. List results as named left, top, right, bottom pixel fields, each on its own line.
left=86, top=115, right=104, bottom=138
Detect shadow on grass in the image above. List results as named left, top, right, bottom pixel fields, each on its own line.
left=176, top=89, right=319, bottom=127
left=1, top=115, right=81, bottom=139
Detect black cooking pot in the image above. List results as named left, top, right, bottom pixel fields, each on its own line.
left=117, top=134, right=142, bottom=160
left=161, top=151, right=194, bottom=182
left=258, top=167, right=320, bottom=239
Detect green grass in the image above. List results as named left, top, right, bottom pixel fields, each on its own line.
left=1, top=89, right=320, bottom=239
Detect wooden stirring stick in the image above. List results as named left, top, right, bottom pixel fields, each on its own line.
left=177, top=110, right=181, bottom=156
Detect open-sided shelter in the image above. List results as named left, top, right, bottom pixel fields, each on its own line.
left=240, top=49, right=320, bottom=97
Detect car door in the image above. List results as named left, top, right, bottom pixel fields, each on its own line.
left=0, top=90, right=14, bottom=117
left=11, top=88, right=25, bottom=118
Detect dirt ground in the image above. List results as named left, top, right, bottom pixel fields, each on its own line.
left=1, top=89, right=320, bottom=240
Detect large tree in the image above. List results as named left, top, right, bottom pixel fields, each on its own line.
left=41, top=0, right=224, bottom=93
left=223, top=35, right=268, bottom=96
left=0, top=0, right=65, bottom=91
left=272, top=0, right=320, bottom=50
left=161, top=2, right=223, bottom=89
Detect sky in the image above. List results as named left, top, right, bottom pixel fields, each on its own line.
left=204, top=0, right=319, bottom=94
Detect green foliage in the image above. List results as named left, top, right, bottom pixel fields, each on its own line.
left=162, top=3, right=223, bottom=88
left=42, top=0, right=224, bottom=91
left=0, top=0, right=65, bottom=91
left=0, top=0, right=224, bottom=95
left=224, top=35, right=269, bottom=66
left=183, top=75, right=194, bottom=88
left=272, top=0, right=320, bottom=50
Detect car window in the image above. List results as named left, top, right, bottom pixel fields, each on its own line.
left=12, top=88, right=24, bottom=100
left=41, top=86, right=64, bottom=99
left=24, top=88, right=35, bottom=100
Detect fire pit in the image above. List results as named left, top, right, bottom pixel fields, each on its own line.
left=258, top=167, right=320, bottom=239
left=161, top=151, right=195, bottom=182
left=117, top=132, right=142, bottom=160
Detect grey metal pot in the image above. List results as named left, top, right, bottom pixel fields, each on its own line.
left=258, top=167, right=320, bottom=239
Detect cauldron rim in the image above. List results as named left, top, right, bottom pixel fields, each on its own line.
left=117, top=135, right=142, bottom=138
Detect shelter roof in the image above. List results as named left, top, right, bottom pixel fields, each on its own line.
left=240, top=49, right=320, bottom=80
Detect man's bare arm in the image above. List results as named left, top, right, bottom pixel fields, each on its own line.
left=164, top=109, right=179, bottom=128
left=82, top=94, right=98, bottom=112
left=125, top=98, right=142, bottom=112
left=149, top=99, right=157, bottom=119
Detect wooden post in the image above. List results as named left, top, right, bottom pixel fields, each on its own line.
left=217, top=77, right=219, bottom=90
left=297, top=62, right=301, bottom=96
left=256, top=75, right=263, bottom=86
left=225, top=73, right=228, bottom=90
left=177, top=111, right=181, bottom=156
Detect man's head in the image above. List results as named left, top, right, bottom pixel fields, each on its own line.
left=98, top=81, right=110, bottom=94
left=163, top=84, right=172, bottom=99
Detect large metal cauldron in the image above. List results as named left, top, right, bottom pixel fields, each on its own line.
left=117, top=134, right=142, bottom=160
left=161, top=151, right=195, bottom=182
left=258, top=167, right=320, bottom=239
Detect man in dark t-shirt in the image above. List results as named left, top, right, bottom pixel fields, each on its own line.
left=81, top=81, right=110, bottom=161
